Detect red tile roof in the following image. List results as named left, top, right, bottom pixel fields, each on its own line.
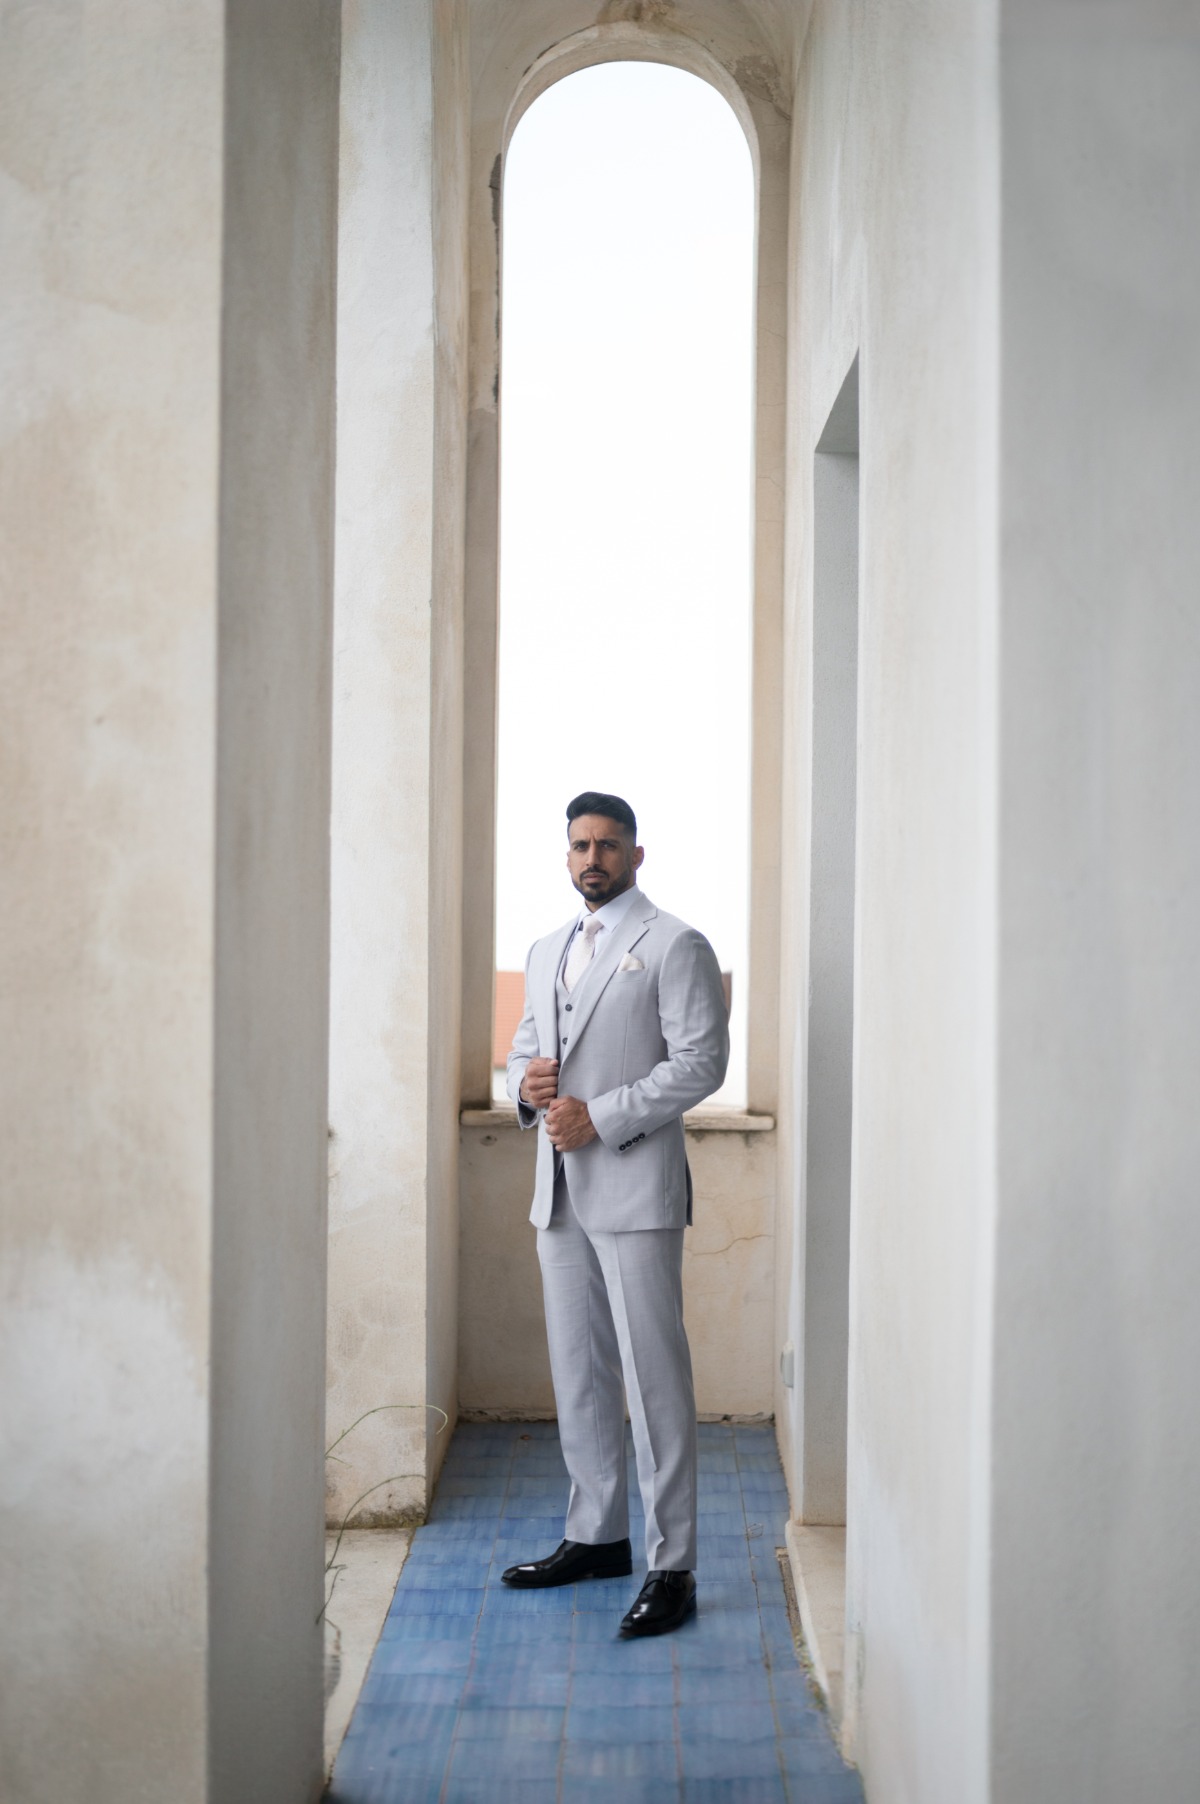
left=493, top=971, right=527, bottom=1069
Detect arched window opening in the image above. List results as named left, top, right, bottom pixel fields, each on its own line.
left=493, top=61, right=755, bottom=1105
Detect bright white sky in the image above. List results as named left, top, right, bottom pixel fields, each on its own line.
left=495, top=61, right=754, bottom=1100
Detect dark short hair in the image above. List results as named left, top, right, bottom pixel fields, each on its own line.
left=566, top=791, right=637, bottom=840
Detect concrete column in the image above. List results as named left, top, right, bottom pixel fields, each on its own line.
left=993, top=5, right=1200, bottom=1797
left=745, top=79, right=790, bottom=1120
left=326, top=0, right=468, bottom=1526
left=778, top=7, right=1001, bottom=1797
left=0, top=3, right=339, bottom=1801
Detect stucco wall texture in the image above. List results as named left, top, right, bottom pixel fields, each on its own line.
left=778, top=4, right=1200, bottom=1799
left=1, top=3, right=339, bottom=1802
left=991, top=7, right=1200, bottom=1798
left=777, top=6, right=998, bottom=1798
left=326, top=0, right=470, bottom=1532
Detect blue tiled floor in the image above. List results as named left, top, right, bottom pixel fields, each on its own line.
left=328, top=1421, right=864, bottom=1803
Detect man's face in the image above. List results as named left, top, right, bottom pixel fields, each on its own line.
left=566, top=815, right=644, bottom=910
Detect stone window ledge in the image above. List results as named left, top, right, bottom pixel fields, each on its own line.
left=460, top=1105, right=774, bottom=1133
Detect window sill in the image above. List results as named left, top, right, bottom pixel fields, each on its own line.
left=460, top=1105, right=774, bottom=1133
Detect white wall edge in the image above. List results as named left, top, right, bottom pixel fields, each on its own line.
left=460, top=1107, right=776, bottom=1132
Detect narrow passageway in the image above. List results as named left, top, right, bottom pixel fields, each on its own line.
left=327, top=1421, right=863, bottom=1802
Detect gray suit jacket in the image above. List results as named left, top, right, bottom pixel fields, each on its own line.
left=506, top=892, right=730, bottom=1231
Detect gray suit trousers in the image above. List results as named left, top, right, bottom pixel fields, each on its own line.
left=537, top=1170, right=698, bottom=1572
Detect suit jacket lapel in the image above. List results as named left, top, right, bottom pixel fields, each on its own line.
left=560, top=895, right=657, bottom=1071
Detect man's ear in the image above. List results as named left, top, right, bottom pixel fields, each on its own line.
left=632, top=845, right=645, bottom=870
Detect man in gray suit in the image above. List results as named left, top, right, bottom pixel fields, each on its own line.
left=502, top=791, right=730, bottom=1636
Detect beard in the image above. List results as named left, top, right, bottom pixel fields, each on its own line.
left=574, top=867, right=632, bottom=904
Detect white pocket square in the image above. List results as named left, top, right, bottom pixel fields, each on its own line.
left=618, top=954, right=644, bottom=972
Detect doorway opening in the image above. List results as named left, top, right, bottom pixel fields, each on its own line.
left=783, top=353, right=861, bottom=1730
left=492, top=61, right=755, bottom=1104
left=799, top=353, right=860, bottom=1524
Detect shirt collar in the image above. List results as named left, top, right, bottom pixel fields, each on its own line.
left=576, top=883, right=642, bottom=936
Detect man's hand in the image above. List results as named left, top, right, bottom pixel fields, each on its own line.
left=545, top=1095, right=597, bottom=1152
left=519, top=1057, right=559, bottom=1110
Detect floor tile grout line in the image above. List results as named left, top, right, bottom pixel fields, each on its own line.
left=557, top=1435, right=578, bottom=1804
left=735, top=1421, right=795, bottom=1804
left=437, top=1423, right=520, bottom=1804
left=765, top=1538, right=808, bottom=1804
left=671, top=1634, right=685, bottom=1790
left=556, top=1594, right=571, bottom=1804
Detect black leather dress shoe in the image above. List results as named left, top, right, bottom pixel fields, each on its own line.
left=619, top=1569, right=697, bottom=1637
left=501, top=1537, right=633, bottom=1589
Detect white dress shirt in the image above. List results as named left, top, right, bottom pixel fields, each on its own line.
left=557, top=884, right=643, bottom=992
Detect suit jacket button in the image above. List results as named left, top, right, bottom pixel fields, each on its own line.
left=565, top=1003, right=573, bottom=1012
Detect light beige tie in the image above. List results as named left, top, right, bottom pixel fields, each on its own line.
left=563, top=915, right=603, bottom=992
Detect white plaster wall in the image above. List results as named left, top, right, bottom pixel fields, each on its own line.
left=992, top=6, right=1200, bottom=1797
left=208, top=5, right=340, bottom=1800
left=428, top=0, right=472, bottom=1522
left=0, top=3, right=338, bottom=1800
left=0, top=6, right=221, bottom=1796
left=327, top=0, right=469, bottom=1526
left=459, top=1119, right=776, bottom=1419
left=775, top=5, right=999, bottom=1800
